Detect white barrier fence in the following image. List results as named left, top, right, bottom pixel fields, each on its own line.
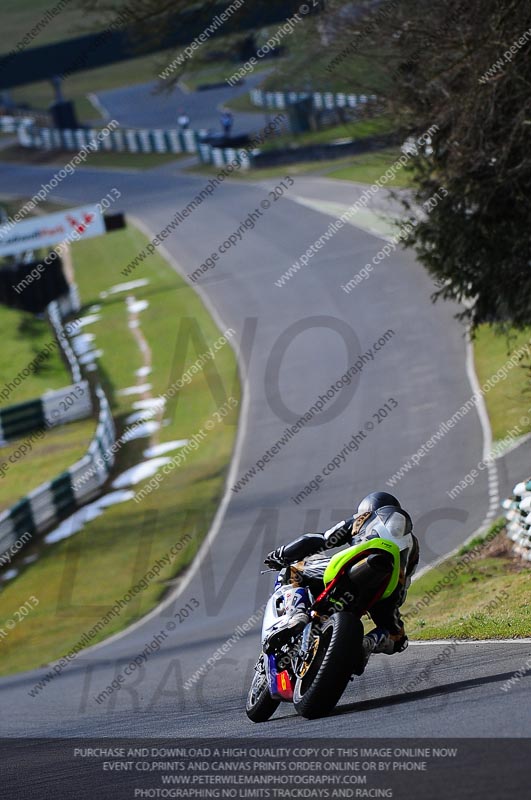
left=249, top=89, right=378, bottom=110
left=0, top=381, right=92, bottom=445
left=0, top=386, right=115, bottom=560
left=17, top=122, right=208, bottom=155
left=1, top=112, right=253, bottom=169
left=0, top=115, right=33, bottom=133
left=503, top=478, right=531, bottom=561
left=0, top=304, right=117, bottom=561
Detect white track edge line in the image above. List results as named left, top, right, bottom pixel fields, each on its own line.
left=409, top=639, right=531, bottom=646
left=414, top=331, right=499, bottom=581
left=87, top=93, right=111, bottom=123
left=84, top=215, right=251, bottom=655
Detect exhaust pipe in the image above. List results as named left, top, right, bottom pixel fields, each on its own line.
left=347, top=552, right=394, bottom=592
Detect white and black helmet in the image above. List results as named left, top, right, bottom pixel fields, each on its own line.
left=358, top=505, right=413, bottom=552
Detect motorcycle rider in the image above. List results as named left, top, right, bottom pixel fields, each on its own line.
left=263, top=492, right=419, bottom=667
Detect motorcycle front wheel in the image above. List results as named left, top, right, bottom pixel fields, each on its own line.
left=246, top=654, right=281, bottom=723
left=293, top=612, right=363, bottom=719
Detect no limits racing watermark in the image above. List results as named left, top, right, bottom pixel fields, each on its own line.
left=72, top=327, right=235, bottom=492
left=402, top=522, right=506, bottom=621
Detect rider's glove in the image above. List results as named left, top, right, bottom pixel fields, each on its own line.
left=264, top=547, right=286, bottom=568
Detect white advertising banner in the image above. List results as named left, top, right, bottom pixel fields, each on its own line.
left=0, top=205, right=105, bottom=257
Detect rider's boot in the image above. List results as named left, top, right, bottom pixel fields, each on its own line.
left=359, top=626, right=409, bottom=671
left=357, top=627, right=392, bottom=673
left=263, top=587, right=310, bottom=654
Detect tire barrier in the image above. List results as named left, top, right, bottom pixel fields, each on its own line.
left=11, top=115, right=253, bottom=168
left=503, top=479, right=531, bottom=561
left=1, top=111, right=258, bottom=169
left=249, top=89, right=378, bottom=110
left=0, top=386, right=115, bottom=560
left=0, top=304, right=116, bottom=562
left=0, top=106, right=51, bottom=127
left=197, top=141, right=252, bottom=169
left=196, top=88, right=380, bottom=168
left=16, top=120, right=207, bottom=155
left=58, top=284, right=81, bottom=318
left=0, top=381, right=92, bottom=445
left=0, top=114, right=33, bottom=133
left=249, top=132, right=397, bottom=168
left=48, top=301, right=82, bottom=382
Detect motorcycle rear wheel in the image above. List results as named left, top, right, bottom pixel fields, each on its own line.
left=293, top=612, right=363, bottom=719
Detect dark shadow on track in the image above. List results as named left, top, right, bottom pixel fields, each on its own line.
left=330, top=668, right=531, bottom=716
left=256, top=668, right=531, bottom=725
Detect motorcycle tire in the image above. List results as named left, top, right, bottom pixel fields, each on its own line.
left=293, top=612, right=363, bottom=719
left=246, top=654, right=281, bottom=723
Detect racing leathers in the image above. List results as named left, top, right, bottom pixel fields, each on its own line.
left=264, top=507, right=419, bottom=659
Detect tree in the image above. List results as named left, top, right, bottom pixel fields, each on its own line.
left=78, top=0, right=307, bottom=91
left=329, top=0, right=531, bottom=329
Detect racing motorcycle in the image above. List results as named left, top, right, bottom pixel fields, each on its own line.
left=246, top=538, right=400, bottom=721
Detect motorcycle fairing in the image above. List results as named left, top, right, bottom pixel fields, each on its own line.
left=322, top=539, right=401, bottom=599
left=267, top=653, right=294, bottom=701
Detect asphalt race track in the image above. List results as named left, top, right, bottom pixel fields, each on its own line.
left=0, top=136, right=530, bottom=749
left=93, top=73, right=269, bottom=134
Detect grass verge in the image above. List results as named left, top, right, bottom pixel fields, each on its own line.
left=0, top=304, right=71, bottom=404
left=185, top=160, right=354, bottom=181
left=0, top=223, right=240, bottom=676
left=473, top=325, right=531, bottom=442
left=326, top=147, right=411, bottom=187
left=179, top=59, right=273, bottom=92
left=225, top=91, right=269, bottom=114
left=188, top=146, right=409, bottom=185
left=403, top=521, right=531, bottom=640
left=258, top=116, right=395, bottom=152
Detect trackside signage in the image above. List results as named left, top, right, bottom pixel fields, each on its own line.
left=0, top=205, right=105, bottom=257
